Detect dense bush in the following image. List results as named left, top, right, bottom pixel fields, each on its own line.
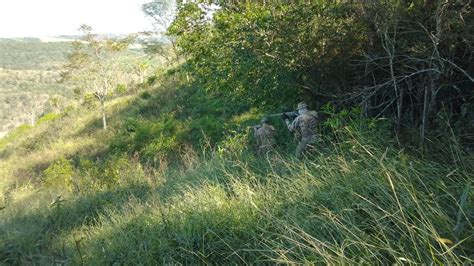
left=42, top=157, right=75, bottom=190
left=169, top=1, right=473, bottom=147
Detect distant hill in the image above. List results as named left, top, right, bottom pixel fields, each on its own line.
left=0, top=36, right=155, bottom=138
left=0, top=39, right=72, bottom=70
left=0, top=37, right=41, bottom=42
left=0, top=38, right=73, bottom=137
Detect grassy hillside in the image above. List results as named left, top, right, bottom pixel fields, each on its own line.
left=1, top=69, right=472, bottom=264
left=0, top=39, right=73, bottom=137
left=0, top=38, right=155, bottom=138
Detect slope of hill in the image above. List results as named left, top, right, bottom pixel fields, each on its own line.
left=0, top=69, right=472, bottom=264
left=0, top=37, right=154, bottom=138
left=1, top=1, right=473, bottom=263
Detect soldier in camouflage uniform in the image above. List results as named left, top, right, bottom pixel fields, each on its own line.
left=284, top=102, right=318, bottom=157
left=254, top=117, right=276, bottom=156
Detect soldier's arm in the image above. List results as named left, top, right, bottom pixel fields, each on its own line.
left=285, top=117, right=294, bottom=131
left=253, top=127, right=259, bottom=139
left=269, top=126, right=276, bottom=144
left=269, top=125, right=276, bottom=136
left=287, top=116, right=299, bottom=132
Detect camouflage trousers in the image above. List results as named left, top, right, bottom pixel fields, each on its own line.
left=257, top=144, right=274, bottom=156
left=296, top=136, right=316, bottom=158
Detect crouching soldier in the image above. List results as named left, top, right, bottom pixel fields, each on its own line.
left=284, top=102, right=318, bottom=157
left=254, top=117, right=276, bottom=156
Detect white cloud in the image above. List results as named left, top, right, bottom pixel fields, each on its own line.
left=0, top=0, right=153, bottom=38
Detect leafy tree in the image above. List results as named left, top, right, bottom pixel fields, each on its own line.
left=130, top=56, right=152, bottom=85
left=142, top=0, right=178, bottom=59
left=142, top=0, right=176, bottom=32
left=62, top=25, right=135, bottom=130
left=168, top=2, right=363, bottom=107
left=23, top=92, right=49, bottom=126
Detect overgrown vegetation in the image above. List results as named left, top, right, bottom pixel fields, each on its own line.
left=0, top=0, right=472, bottom=264
left=1, top=68, right=472, bottom=263
left=168, top=1, right=473, bottom=147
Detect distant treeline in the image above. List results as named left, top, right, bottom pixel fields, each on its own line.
left=0, top=40, right=72, bottom=70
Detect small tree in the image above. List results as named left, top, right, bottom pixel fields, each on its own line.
left=23, top=92, right=49, bottom=126
left=62, top=25, right=134, bottom=130
left=131, top=56, right=151, bottom=85
left=142, top=0, right=178, bottom=60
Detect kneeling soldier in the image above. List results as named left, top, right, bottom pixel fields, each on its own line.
left=254, top=117, right=276, bottom=156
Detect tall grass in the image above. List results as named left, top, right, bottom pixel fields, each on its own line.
left=1, top=126, right=472, bottom=264
left=1, top=73, right=471, bottom=263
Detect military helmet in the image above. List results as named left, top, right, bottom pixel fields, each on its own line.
left=297, top=102, right=308, bottom=110
left=260, top=117, right=269, bottom=124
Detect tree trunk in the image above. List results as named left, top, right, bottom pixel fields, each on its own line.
left=384, top=29, right=402, bottom=136
left=170, top=38, right=179, bottom=61
left=397, top=85, right=404, bottom=135
left=429, top=78, right=438, bottom=123
left=101, top=101, right=107, bottom=130
left=389, top=56, right=402, bottom=135
left=30, top=109, right=36, bottom=126
left=405, top=79, right=415, bottom=129
left=363, top=39, right=370, bottom=118
left=420, top=80, right=431, bottom=150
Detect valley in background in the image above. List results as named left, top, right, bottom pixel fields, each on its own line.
left=0, top=38, right=73, bottom=137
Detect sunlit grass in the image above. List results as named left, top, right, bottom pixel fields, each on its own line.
left=3, top=130, right=471, bottom=264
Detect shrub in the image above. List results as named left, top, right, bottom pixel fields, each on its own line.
left=0, top=124, right=31, bottom=150
left=139, top=91, right=151, bottom=99
left=217, top=130, right=249, bottom=158
left=82, top=93, right=98, bottom=110
left=187, top=115, right=225, bottom=146
left=116, top=84, right=127, bottom=95
left=43, top=157, right=75, bottom=190
left=76, top=157, right=100, bottom=191
left=36, top=112, right=61, bottom=125
left=142, top=134, right=178, bottom=162
left=102, top=154, right=146, bottom=187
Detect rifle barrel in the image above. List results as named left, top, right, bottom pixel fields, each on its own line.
left=267, top=111, right=297, bottom=118
left=267, top=113, right=284, bottom=118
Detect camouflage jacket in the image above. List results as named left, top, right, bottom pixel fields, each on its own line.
left=254, top=124, right=276, bottom=147
left=288, top=111, right=318, bottom=140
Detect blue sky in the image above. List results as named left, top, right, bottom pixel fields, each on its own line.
left=0, top=0, right=153, bottom=38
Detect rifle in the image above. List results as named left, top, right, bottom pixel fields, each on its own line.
left=267, top=111, right=298, bottom=119
left=248, top=111, right=297, bottom=131
left=248, top=124, right=262, bottom=130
